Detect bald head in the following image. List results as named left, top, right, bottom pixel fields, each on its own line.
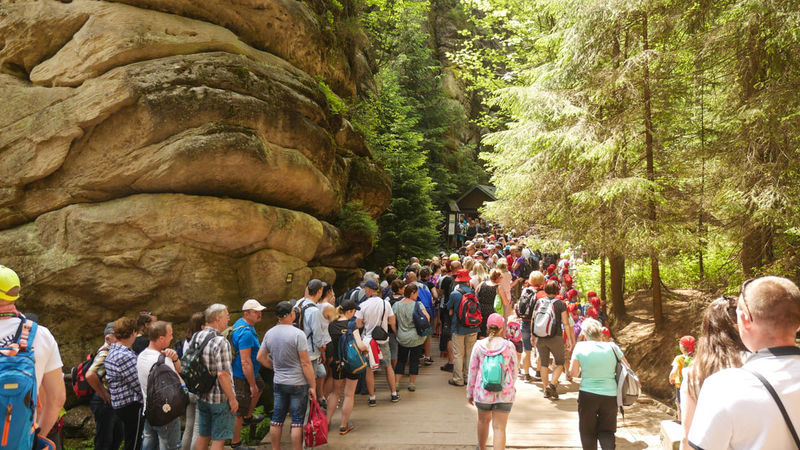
left=739, top=276, right=800, bottom=350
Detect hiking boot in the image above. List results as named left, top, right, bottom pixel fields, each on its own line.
left=543, top=387, right=552, bottom=398
left=448, top=379, right=464, bottom=387
left=408, top=383, right=416, bottom=392
left=440, top=363, right=453, bottom=372
left=391, top=393, right=400, bottom=402
left=368, top=398, right=377, bottom=407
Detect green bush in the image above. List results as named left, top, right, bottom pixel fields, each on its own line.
left=337, top=201, right=379, bottom=243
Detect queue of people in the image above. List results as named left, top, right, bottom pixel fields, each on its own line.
left=1, top=227, right=798, bottom=450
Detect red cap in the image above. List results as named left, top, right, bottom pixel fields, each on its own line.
left=556, top=295, right=564, bottom=300
left=564, top=261, right=570, bottom=268
left=567, top=303, right=578, bottom=314
left=587, top=307, right=598, bottom=318
left=564, top=274, right=572, bottom=285
left=680, top=335, right=696, bottom=356
left=587, top=291, right=597, bottom=298
left=547, top=264, right=556, bottom=273
left=567, top=288, right=578, bottom=299
left=602, top=327, right=611, bottom=338
left=590, top=297, right=601, bottom=309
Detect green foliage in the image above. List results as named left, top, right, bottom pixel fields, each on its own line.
left=451, top=0, right=800, bottom=289
left=318, top=80, right=348, bottom=116
left=337, top=201, right=379, bottom=243
left=241, top=406, right=270, bottom=444
left=359, top=0, right=488, bottom=266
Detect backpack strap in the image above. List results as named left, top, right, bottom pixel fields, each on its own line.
left=0, top=316, right=37, bottom=356
left=747, top=369, right=800, bottom=448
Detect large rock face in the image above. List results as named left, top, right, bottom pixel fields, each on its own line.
left=0, top=0, right=390, bottom=361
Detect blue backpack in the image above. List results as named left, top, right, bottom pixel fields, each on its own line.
left=482, top=352, right=505, bottom=392
left=0, top=315, right=39, bottom=450
left=416, top=283, right=433, bottom=313
left=412, top=302, right=431, bottom=337
left=339, top=319, right=367, bottom=375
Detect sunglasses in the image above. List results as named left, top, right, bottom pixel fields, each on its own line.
left=739, top=278, right=755, bottom=320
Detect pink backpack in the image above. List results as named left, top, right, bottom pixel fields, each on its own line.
left=505, top=320, right=522, bottom=343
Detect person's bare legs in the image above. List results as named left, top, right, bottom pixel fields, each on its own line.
left=269, top=425, right=283, bottom=450
left=522, top=350, right=531, bottom=376
left=290, top=426, right=303, bottom=450
left=491, top=411, right=510, bottom=450
left=540, top=365, right=550, bottom=393
left=195, top=436, right=211, bottom=450
left=424, top=336, right=431, bottom=360
left=210, top=439, right=225, bottom=450
left=385, top=365, right=397, bottom=393
left=340, top=379, right=358, bottom=427
left=477, top=410, right=491, bottom=450
left=326, top=379, right=344, bottom=425
left=551, top=365, right=564, bottom=386
left=366, top=367, right=375, bottom=397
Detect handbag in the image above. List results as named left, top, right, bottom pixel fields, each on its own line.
left=370, top=300, right=389, bottom=342
left=303, top=399, right=329, bottom=447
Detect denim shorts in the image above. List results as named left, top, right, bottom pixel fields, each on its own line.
left=311, top=358, right=326, bottom=378
left=271, top=383, right=309, bottom=427
left=197, top=401, right=234, bottom=441
left=520, top=321, right=532, bottom=351
left=475, top=402, right=513, bottom=412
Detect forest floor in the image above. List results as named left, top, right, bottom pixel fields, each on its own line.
left=614, top=288, right=717, bottom=402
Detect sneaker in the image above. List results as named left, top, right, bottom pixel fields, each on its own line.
left=448, top=379, right=464, bottom=387
left=532, top=372, right=542, bottom=382
left=391, top=393, right=400, bottom=402
left=440, top=363, right=453, bottom=372
left=368, top=398, right=376, bottom=407
left=547, top=383, right=559, bottom=400
left=408, top=383, right=416, bottom=392
left=423, top=357, right=434, bottom=365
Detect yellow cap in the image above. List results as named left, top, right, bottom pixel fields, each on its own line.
left=0, top=266, right=20, bottom=302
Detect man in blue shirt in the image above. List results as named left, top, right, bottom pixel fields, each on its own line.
left=447, top=269, right=480, bottom=386
left=231, top=299, right=266, bottom=450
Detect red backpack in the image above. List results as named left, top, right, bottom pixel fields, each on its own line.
left=71, top=353, right=95, bottom=402
left=456, top=287, right=482, bottom=328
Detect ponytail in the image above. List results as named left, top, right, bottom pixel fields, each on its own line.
left=331, top=305, right=345, bottom=321
left=487, top=324, right=501, bottom=338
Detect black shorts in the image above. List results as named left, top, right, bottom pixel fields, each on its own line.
left=329, top=360, right=359, bottom=381
left=233, top=374, right=265, bottom=417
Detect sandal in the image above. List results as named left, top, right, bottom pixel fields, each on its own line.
left=339, top=423, right=355, bottom=435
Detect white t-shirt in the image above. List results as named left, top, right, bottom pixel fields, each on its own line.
left=354, top=296, right=394, bottom=343
left=688, top=348, right=800, bottom=449
left=0, top=317, right=63, bottom=389
left=136, top=347, right=176, bottom=407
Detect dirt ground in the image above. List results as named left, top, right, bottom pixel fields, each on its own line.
left=613, top=288, right=717, bottom=402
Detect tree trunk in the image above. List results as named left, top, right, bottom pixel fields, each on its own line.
left=600, top=253, right=607, bottom=301
left=609, top=252, right=625, bottom=318
left=642, top=11, right=663, bottom=330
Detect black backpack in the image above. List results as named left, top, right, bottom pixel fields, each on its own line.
left=291, top=300, right=318, bottom=337
left=70, top=353, right=96, bottom=402
left=516, top=287, right=537, bottom=320
left=145, top=354, right=189, bottom=426
left=180, top=332, right=217, bottom=395
left=518, top=257, right=534, bottom=281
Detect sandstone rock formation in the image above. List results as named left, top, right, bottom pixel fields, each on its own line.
left=0, top=0, right=390, bottom=361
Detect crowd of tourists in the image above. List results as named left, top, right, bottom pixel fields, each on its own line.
left=0, top=228, right=798, bottom=450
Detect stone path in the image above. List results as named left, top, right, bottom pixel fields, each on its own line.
left=259, top=337, right=671, bottom=449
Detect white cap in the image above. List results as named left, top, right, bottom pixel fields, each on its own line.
left=242, top=299, right=266, bottom=311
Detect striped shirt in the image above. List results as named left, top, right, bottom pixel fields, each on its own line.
left=87, top=344, right=110, bottom=389
left=104, top=343, right=142, bottom=408
left=194, top=328, right=234, bottom=404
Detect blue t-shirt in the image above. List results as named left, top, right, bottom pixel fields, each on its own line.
left=232, top=317, right=261, bottom=379
left=447, top=284, right=480, bottom=335
left=571, top=341, right=623, bottom=396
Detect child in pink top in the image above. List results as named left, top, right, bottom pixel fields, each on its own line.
left=467, top=314, right=519, bottom=450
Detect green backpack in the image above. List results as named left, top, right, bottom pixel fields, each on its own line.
left=482, top=353, right=505, bottom=392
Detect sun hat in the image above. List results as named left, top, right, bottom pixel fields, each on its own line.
left=0, top=266, right=20, bottom=302
left=454, top=269, right=471, bottom=283
left=487, top=313, right=504, bottom=330
left=242, top=299, right=267, bottom=311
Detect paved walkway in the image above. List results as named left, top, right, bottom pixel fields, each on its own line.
left=260, top=337, right=670, bottom=449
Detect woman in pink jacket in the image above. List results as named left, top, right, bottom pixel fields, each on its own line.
left=467, top=313, right=519, bottom=450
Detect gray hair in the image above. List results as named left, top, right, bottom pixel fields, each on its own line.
left=204, top=303, right=228, bottom=323
left=363, top=271, right=379, bottom=282
left=581, top=318, right=603, bottom=341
